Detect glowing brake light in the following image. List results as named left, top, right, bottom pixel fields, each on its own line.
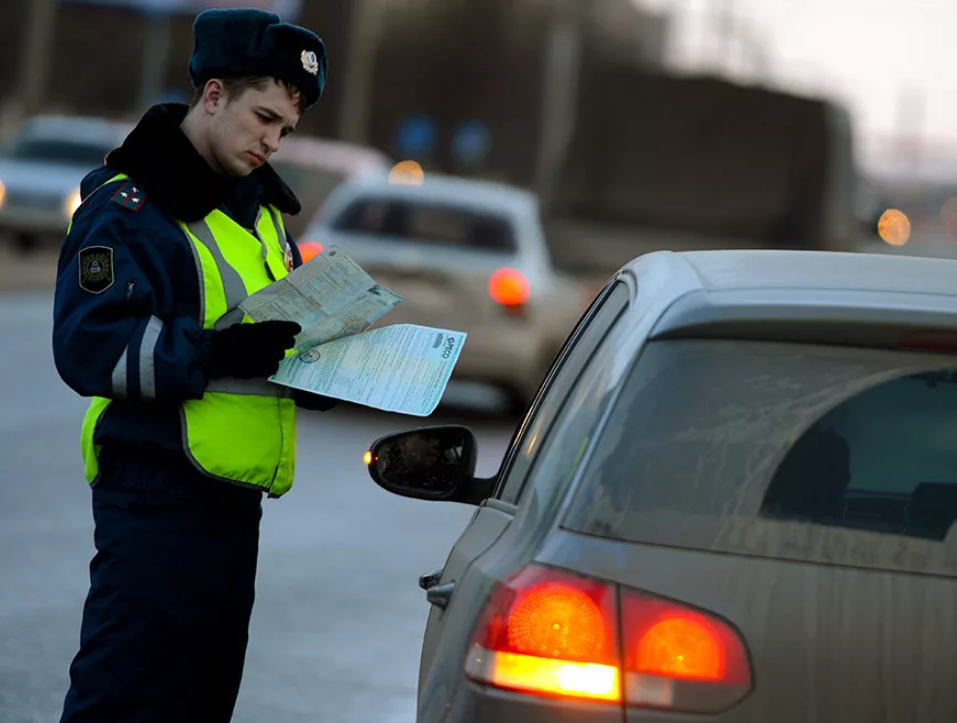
left=489, top=268, right=530, bottom=308
left=298, top=241, right=324, bottom=263
left=637, top=616, right=725, bottom=680
left=621, top=590, right=750, bottom=710
left=489, top=652, right=620, bottom=702
left=465, top=564, right=752, bottom=713
left=465, top=565, right=620, bottom=702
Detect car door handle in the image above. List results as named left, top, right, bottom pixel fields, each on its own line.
left=419, top=569, right=444, bottom=591
left=426, top=582, right=456, bottom=610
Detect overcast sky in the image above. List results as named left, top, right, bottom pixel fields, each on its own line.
left=642, top=0, right=957, bottom=156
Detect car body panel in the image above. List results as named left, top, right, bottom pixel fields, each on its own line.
left=668, top=248, right=957, bottom=295
left=416, top=502, right=514, bottom=721
left=440, top=677, right=621, bottom=723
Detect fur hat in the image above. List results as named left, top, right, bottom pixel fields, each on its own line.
left=188, top=8, right=327, bottom=109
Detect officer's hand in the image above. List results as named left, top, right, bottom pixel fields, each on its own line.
left=209, top=320, right=301, bottom=379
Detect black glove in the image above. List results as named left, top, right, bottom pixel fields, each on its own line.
left=208, top=320, right=301, bottom=379
left=294, top=390, right=340, bottom=412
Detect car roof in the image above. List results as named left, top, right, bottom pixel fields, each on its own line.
left=16, top=115, right=133, bottom=145
left=651, top=249, right=957, bottom=296
left=620, top=250, right=957, bottom=347
left=270, top=135, right=392, bottom=176
left=332, top=172, right=539, bottom=213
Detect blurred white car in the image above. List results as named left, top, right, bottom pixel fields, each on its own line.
left=269, top=135, right=392, bottom=239
left=0, top=115, right=131, bottom=251
left=302, top=173, right=591, bottom=412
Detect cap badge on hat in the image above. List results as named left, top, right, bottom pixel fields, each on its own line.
left=301, top=50, right=319, bottom=75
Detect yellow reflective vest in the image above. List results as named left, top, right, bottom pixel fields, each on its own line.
left=79, top=173, right=298, bottom=496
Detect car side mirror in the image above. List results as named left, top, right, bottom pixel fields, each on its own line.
left=365, top=425, right=488, bottom=503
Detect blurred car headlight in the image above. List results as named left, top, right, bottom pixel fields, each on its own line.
left=64, top=188, right=82, bottom=218
left=0, top=179, right=6, bottom=210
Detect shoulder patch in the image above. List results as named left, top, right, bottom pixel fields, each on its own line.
left=78, top=246, right=115, bottom=295
left=109, top=180, right=147, bottom=212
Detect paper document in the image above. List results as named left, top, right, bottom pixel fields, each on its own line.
left=238, top=246, right=402, bottom=350
left=270, top=324, right=467, bottom=417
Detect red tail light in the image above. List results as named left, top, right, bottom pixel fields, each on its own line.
left=899, top=331, right=957, bottom=354
left=489, top=268, right=530, bottom=308
left=621, top=589, right=751, bottom=711
left=465, top=564, right=752, bottom=713
left=298, top=241, right=324, bottom=263
left=465, top=565, right=620, bottom=702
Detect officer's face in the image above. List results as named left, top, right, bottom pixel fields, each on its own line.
left=210, top=81, right=301, bottom=177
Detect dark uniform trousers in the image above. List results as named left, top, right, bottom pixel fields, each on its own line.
left=59, top=447, right=263, bottom=723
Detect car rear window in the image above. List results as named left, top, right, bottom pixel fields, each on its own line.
left=563, top=339, right=957, bottom=577
left=3, top=139, right=113, bottom=168
left=331, top=199, right=517, bottom=253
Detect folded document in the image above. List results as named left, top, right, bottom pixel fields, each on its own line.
left=237, top=246, right=466, bottom=416
left=270, top=324, right=466, bottom=417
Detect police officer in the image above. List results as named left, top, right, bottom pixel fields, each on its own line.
left=52, top=9, right=332, bottom=722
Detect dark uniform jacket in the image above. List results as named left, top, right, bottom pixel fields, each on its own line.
left=53, top=103, right=331, bottom=471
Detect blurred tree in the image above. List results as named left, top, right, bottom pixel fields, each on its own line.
left=0, top=0, right=352, bottom=136
left=17, top=0, right=57, bottom=120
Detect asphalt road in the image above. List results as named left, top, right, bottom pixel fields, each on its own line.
left=0, top=293, right=515, bottom=723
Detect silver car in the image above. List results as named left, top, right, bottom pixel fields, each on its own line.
left=0, top=115, right=131, bottom=251
left=365, top=249, right=957, bottom=723
left=303, top=173, right=590, bottom=413
left=268, top=134, right=392, bottom=239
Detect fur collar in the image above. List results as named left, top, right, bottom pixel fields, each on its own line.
left=104, top=103, right=301, bottom=223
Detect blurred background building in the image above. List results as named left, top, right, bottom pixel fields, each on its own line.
left=1, top=0, right=955, bottom=271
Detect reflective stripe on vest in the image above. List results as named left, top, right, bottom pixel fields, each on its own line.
left=80, top=174, right=299, bottom=497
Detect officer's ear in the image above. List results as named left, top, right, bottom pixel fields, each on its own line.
left=201, top=79, right=228, bottom=115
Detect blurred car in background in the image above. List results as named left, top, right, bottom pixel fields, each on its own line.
left=304, top=173, right=591, bottom=413
left=365, top=248, right=957, bottom=723
left=0, top=115, right=131, bottom=252
left=269, top=135, right=392, bottom=239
